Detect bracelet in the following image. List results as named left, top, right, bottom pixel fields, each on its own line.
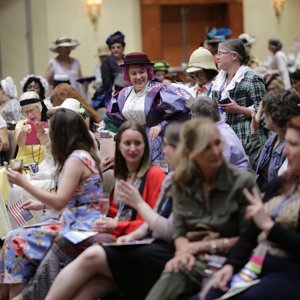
left=222, top=238, right=229, bottom=253
left=210, top=240, right=217, bottom=254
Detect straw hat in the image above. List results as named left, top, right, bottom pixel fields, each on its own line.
left=186, top=47, right=218, bottom=73
left=50, top=37, right=79, bottom=53
left=97, top=46, right=110, bottom=57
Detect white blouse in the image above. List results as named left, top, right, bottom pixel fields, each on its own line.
left=122, top=84, right=149, bottom=125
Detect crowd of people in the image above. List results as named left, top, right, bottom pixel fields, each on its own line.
left=0, top=29, right=300, bottom=300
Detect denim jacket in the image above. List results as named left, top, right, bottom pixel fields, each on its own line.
left=255, top=133, right=285, bottom=188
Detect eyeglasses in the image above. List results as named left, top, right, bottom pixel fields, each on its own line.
left=217, top=51, right=236, bottom=56
left=21, top=107, right=37, bottom=116
left=190, top=71, right=206, bottom=79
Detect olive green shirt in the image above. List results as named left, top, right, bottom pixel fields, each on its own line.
left=172, top=161, right=256, bottom=240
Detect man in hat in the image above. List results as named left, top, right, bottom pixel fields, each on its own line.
left=45, top=36, right=83, bottom=94
left=93, top=46, right=110, bottom=90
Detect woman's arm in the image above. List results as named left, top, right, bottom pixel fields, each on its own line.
left=15, top=126, right=29, bottom=147
left=6, top=156, right=86, bottom=211
left=44, top=61, right=54, bottom=84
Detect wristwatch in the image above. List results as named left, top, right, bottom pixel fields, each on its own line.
left=210, top=240, right=217, bottom=254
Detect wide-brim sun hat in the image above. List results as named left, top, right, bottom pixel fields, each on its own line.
left=50, top=98, right=82, bottom=113
left=49, top=37, right=79, bottom=53
left=19, top=91, right=40, bottom=107
left=120, top=52, right=153, bottom=67
left=238, top=33, right=256, bottom=47
left=186, top=47, right=218, bottom=73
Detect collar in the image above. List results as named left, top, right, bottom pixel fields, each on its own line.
left=212, top=65, right=251, bottom=99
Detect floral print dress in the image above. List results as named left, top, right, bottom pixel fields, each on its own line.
left=0, top=150, right=103, bottom=284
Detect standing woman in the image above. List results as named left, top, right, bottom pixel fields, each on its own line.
left=21, top=74, right=49, bottom=120
left=0, top=76, right=22, bottom=124
left=92, top=31, right=126, bottom=109
left=105, top=52, right=191, bottom=161
left=211, top=39, right=268, bottom=150
left=0, top=108, right=103, bottom=299
left=186, top=47, right=218, bottom=98
left=45, top=37, right=82, bottom=94
left=145, top=118, right=256, bottom=300
left=268, top=37, right=291, bottom=90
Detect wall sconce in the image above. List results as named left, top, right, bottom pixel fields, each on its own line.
left=272, top=0, right=285, bottom=18
left=83, top=0, right=103, bottom=24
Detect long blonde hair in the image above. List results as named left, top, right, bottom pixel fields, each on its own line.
left=173, top=118, right=219, bottom=190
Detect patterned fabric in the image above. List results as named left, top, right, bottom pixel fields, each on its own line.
left=106, top=80, right=191, bottom=161
left=258, top=183, right=300, bottom=257
left=0, top=150, right=103, bottom=284
left=211, top=69, right=268, bottom=149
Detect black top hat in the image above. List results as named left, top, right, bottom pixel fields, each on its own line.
left=120, top=52, right=153, bottom=67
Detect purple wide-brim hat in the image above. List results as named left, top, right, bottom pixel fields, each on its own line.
left=120, top=52, right=153, bottom=67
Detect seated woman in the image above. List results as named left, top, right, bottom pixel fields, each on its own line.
left=21, top=74, right=49, bottom=117
left=44, top=122, right=181, bottom=300
left=0, top=108, right=103, bottom=299
left=205, top=115, right=300, bottom=300
left=145, top=118, right=256, bottom=300
left=0, top=91, right=48, bottom=206
left=248, top=90, right=300, bottom=191
left=18, top=121, right=166, bottom=300
left=103, top=51, right=191, bottom=161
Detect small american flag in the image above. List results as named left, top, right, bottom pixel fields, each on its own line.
left=8, top=199, right=33, bottom=226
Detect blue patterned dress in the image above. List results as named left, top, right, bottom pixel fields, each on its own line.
left=0, top=150, right=103, bottom=284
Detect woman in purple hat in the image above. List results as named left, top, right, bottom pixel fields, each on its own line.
left=105, top=51, right=191, bottom=162
left=91, top=31, right=126, bottom=109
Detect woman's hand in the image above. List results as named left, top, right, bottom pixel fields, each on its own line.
left=101, top=155, right=115, bottom=171
left=177, top=241, right=207, bottom=256
left=165, top=252, right=196, bottom=273
left=220, top=99, right=240, bottom=114
left=22, top=199, right=44, bottom=211
left=149, top=125, right=161, bottom=140
left=118, top=180, right=143, bottom=209
left=243, top=187, right=275, bottom=232
left=250, top=102, right=263, bottom=134
left=35, top=122, right=49, bottom=145
left=212, top=264, right=234, bottom=292
left=117, top=234, right=134, bottom=243
left=92, top=217, right=117, bottom=233
left=6, top=169, right=28, bottom=188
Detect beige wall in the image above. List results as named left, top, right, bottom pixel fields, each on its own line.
left=243, top=0, right=300, bottom=62
left=0, top=0, right=299, bottom=96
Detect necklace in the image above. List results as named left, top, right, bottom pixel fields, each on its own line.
left=30, top=145, right=41, bottom=164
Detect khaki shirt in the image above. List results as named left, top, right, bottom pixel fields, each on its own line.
left=172, top=161, right=256, bottom=240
